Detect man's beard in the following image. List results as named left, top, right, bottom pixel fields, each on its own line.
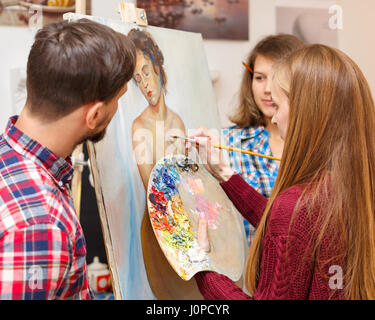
left=87, top=128, right=107, bottom=143
left=78, top=128, right=107, bottom=145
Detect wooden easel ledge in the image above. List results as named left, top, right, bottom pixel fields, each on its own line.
left=117, top=2, right=148, bottom=25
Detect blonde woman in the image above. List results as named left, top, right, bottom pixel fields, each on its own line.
left=190, top=44, right=375, bottom=299
left=224, top=34, right=304, bottom=246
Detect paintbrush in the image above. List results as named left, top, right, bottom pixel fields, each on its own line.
left=171, top=135, right=281, bottom=161
left=242, top=61, right=254, bottom=74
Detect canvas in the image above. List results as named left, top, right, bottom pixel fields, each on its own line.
left=64, top=12, right=246, bottom=300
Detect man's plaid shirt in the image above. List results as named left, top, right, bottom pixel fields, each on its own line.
left=0, top=116, right=92, bottom=299
left=223, top=125, right=279, bottom=246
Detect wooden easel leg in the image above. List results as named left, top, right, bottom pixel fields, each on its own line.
left=71, top=144, right=83, bottom=219
left=76, top=0, right=86, bottom=14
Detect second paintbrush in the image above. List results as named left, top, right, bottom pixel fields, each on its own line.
left=171, top=135, right=281, bottom=162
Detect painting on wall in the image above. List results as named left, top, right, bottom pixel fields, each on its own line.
left=136, top=0, right=249, bottom=40
left=64, top=13, right=246, bottom=300
left=276, top=5, right=339, bottom=47
left=0, top=0, right=90, bottom=27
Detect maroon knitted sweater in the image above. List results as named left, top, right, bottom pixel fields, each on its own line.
left=194, top=174, right=345, bottom=300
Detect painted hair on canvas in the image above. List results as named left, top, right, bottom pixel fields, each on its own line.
left=128, top=28, right=167, bottom=89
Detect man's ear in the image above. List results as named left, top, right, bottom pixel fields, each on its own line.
left=85, top=101, right=105, bottom=130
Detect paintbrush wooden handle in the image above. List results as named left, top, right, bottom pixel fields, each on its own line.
left=171, top=135, right=281, bottom=161
left=212, top=143, right=281, bottom=161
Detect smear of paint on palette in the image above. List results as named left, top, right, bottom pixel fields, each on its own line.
left=194, top=194, right=223, bottom=230
left=181, top=176, right=222, bottom=229
left=185, top=177, right=205, bottom=194
left=148, top=162, right=192, bottom=247
left=147, top=156, right=210, bottom=279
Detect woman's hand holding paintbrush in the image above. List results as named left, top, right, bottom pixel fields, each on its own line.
left=177, top=127, right=231, bottom=254
left=183, top=127, right=234, bottom=254
left=173, top=127, right=280, bottom=181
left=184, top=127, right=236, bottom=183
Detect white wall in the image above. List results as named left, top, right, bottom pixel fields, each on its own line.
left=0, top=27, right=35, bottom=131
left=276, top=0, right=375, bottom=98
left=338, top=0, right=375, bottom=96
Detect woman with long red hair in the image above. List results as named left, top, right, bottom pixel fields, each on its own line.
left=190, top=44, right=375, bottom=299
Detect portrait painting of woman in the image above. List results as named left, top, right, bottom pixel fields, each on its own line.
left=69, top=13, right=223, bottom=300
left=128, top=28, right=186, bottom=190
left=128, top=28, right=203, bottom=299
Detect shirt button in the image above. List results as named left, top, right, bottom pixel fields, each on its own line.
left=58, top=181, right=64, bottom=187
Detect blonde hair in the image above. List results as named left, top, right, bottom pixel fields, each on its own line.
left=230, top=34, right=305, bottom=127
left=245, top=44, right=375, bottom=299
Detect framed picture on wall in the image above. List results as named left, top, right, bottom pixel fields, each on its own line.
left=136, top=0, right=249, bottom=40
left=276, top=1, right=338, bottom=48
left=0, top=0, right=91, bottom=27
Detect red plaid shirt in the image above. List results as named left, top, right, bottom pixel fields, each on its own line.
left=0, top=116, right=93, bottom=299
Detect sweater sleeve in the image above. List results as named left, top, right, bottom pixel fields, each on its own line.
left=194, top=234, right=312, bottom=300
left=219, top=174, right=267, bottom=228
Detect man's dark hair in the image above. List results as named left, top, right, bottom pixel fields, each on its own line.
left=26, top=18, right=136, bottom=119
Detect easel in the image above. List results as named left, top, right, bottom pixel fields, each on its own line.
left=82, top=2, right=148, bottom=300
left=70, top=0, right=87, bottom=219
left=117, top=2, right=148, bottom=26
left=70, top=3, right=147, bottom=219
left=75, top=0, right=86, bottom=15
left=113, top=4, right=204, bottom=300
left=80, top=3, right=211, bottom=300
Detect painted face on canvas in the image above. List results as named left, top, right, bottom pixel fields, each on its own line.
left=252, top=54, right=276, bottom=119
left=134, top=51, right=163, bottom=107
left=270, top=82, right=290, bottom=140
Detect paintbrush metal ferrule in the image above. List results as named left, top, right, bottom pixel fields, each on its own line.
left=171, top=135, right=196, bottom=143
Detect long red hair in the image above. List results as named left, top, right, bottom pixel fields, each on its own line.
left=245, top=44, right=375, bottom=299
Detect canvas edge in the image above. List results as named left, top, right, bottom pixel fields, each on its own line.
left=86, top=141, right=123, bottom=300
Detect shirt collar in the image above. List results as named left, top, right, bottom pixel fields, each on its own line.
left=240, top=125, right=268, bottom=140
left=3, top=116, right=74, bottom=186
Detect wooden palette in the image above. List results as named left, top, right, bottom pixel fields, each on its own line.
left=147, top=154, right=246, bottom=281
